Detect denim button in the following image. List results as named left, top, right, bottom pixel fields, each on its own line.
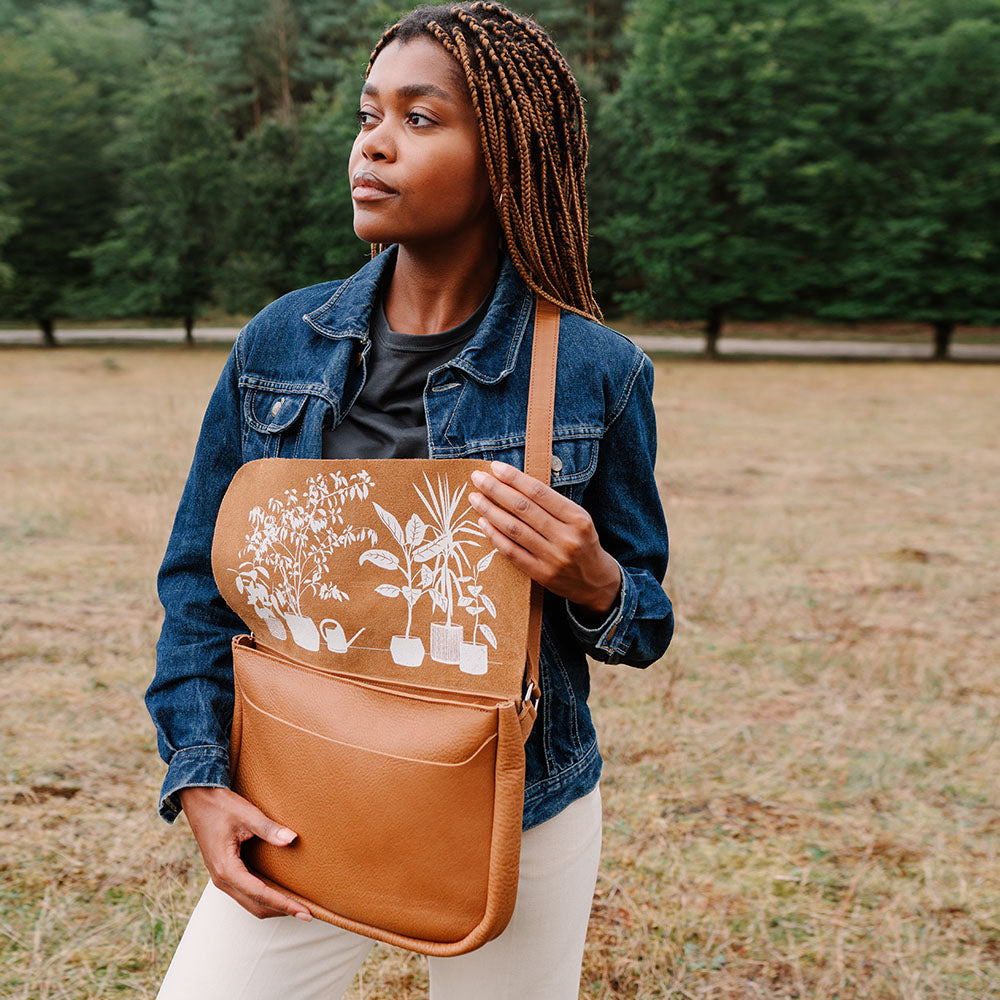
left=551, top=453, right=563, bottom=473
left=271, top=398, right=284, bottom=417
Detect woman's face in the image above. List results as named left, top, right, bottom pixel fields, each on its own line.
left=349, top=37, right=495, bottom=250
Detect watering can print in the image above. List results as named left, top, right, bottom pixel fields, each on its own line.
left=320, top=619, right=365, bottom=653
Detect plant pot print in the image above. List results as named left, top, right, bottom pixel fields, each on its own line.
left=254, top=605, right=287, bottom=640
left=430, top=622, right=464, bottom=665
left=320, top=619, right=364, bottom=653
left=283, top=613, right=320, bottom=652
left=229, top=470, right=377, bottom=647
left=360, top=473, right=501, bottom=672
left=390, top=634, right=425, bottom=667
left=412, top=474, right=485, bottom=664
left=456, top=549, right=498, bottom=673
left=359, top=502, right=435, bottom=658
left=459, top=641, right=489, bottom=675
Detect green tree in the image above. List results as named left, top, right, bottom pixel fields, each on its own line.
left=150, top=0, right=260, bottom=130
left=844, top=1, right=1000, bottom=358
left=296, top=0, right=395, bottom=96
left=605, top=0, right=894, bottom=353
left=23, top=4, right=148, bottom=115
left=534, top=1, right=637, bottom=304
left=295, top=86, right=371, bottom=285
left=218, top=120, right=309, bottom=315
left=532, top=0, right=635, bottom=95
left=0, top=180, right=19, bottom=288
left=0, top=37, right=108, bottom=343
left=82, top=57, right=233, bottom=341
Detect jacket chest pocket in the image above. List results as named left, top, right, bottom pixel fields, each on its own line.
left=486, top=434, right=599, bottom=503
left=241, top=385, right=314, bottom=460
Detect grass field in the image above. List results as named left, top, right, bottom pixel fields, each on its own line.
left=1, top=347, right=997, bottom=999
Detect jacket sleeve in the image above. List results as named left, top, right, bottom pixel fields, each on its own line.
left=564, top=351, right=673, bottom=667
left=145, top=341, right=247, bottom=822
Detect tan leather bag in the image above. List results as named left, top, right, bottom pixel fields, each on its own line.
left=210, top=298, right=560, bottom=955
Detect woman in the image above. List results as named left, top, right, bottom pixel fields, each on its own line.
left=148, top=4, right=673, bottom=997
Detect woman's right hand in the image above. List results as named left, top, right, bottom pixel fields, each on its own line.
left=178, top=786, right=312, bottom=921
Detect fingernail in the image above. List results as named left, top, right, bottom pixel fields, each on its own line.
left=295, top=911, right=312, bottom=921
left=469, top=492, right=482, bottom=507
left=471, top=470, right=485, bottom=486
left=276, top=828, right=296, bottom=845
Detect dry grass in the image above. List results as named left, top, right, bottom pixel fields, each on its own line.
left=0, top=347, right=997, bottom=999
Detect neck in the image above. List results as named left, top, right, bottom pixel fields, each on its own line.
left=383, top=230, right=501, bottom=335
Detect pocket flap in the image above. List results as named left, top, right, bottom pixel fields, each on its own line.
left=243, top=387, right=310, bottom=435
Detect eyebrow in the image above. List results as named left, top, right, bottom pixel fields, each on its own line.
left=361, top=82, right=455, bottom=102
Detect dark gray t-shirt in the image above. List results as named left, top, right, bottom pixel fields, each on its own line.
left=321, top=290, right=492, bottom=460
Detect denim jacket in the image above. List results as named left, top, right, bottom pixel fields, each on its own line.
left=147, top=247, right=673, bottom=830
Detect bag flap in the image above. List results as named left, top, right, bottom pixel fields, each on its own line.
left=212, top=457, right=531, bottom=698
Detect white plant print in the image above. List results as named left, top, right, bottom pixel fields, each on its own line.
left=457, top=548, right=499, bottom=675
left=231, top=470, right=377, bottom=652
left=413, top=473, right=487, bottom=665
left=358, top=473, right=502, bottom=673
left=358, top=504, right=436, bottom=667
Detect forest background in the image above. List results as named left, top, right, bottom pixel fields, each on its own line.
left=0, top=0, right=998, bottom=356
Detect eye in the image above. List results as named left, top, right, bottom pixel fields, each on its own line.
left=406, top=111, right=435, bottom=127
left=356, top=108, right=379, bottom=129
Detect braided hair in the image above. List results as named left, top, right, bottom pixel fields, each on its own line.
left=367, top=2, right=601, bottom=321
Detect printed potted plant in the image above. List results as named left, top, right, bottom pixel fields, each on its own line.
left=413, top=473, right=484, bottom=665
left=457, top=548, right=498, bottom=674
left=230, top=470, right=377, bottom=651
left=359, top=503, right=434, bottom=667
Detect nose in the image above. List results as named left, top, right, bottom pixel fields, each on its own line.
left=359, top=120, right=395, bottom=163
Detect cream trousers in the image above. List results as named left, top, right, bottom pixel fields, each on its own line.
left=157, top=785, right=602, bottom=1000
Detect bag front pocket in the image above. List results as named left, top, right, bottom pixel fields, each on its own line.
left=232, top=645, right=505, bottom=943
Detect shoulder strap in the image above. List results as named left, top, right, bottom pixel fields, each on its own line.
left=519, top=297, right=560, bottom=733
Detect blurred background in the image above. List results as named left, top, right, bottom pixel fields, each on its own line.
left=0, top=0, right=998, bottom=355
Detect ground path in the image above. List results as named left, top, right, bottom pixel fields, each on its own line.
left=1, top=326, right=998, bottom=360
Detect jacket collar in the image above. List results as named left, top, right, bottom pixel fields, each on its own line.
left=302, top=245, right=535, bottom=386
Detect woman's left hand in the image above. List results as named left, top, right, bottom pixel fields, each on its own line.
left=469, top=461, right=622, bottom=616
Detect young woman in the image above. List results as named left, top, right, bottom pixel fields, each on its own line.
left=148, top=4, right=673, bottom=997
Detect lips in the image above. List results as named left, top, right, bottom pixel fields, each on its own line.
left=352, top=170, right=398, bottom=201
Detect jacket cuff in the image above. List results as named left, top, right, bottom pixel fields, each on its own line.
left=157, top=744, right=231, bottom=823
left=565, top=562, right=635, bottom=659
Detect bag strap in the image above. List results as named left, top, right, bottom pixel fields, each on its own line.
left=519, top=296, right=560, bottom=736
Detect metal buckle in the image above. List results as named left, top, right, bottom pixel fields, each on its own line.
left=523, top=681, right=540, bottom=712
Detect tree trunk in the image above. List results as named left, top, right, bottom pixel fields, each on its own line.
left=932, top=321, right=953, bottom=361
left=277, top=18, right=293, bottom=126
left=183, top=315, right=194, bottom=346
left=704, top=306, right=724, bottom=358
left=586, top=1, right=596, bottom=69
left=39, top=316, right=57, bottom=348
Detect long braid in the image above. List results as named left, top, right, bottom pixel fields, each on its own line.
left=366, top=2, right=602, bottom=321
